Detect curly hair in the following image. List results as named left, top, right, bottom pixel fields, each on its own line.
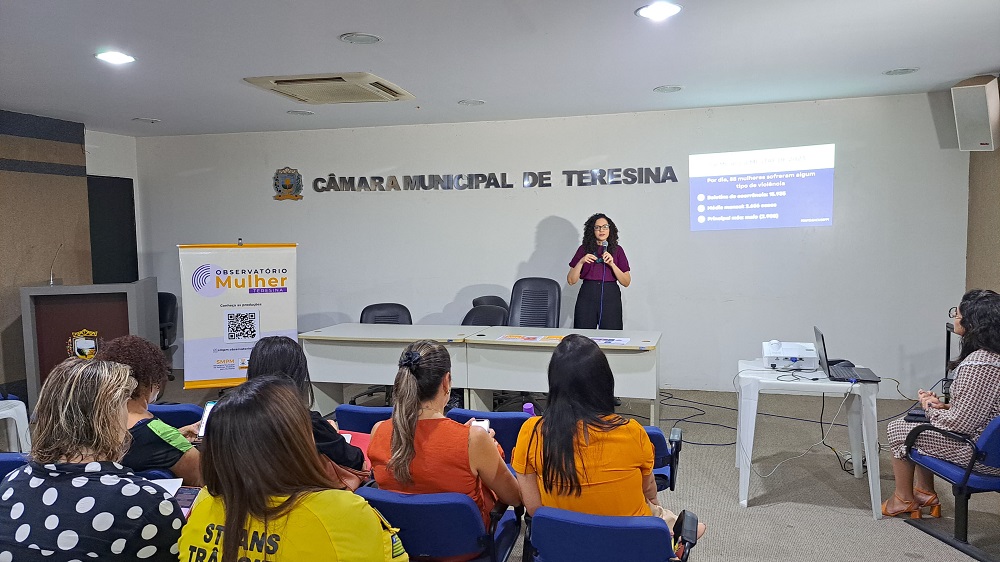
left=952, top=289, right=1000, bottom=369
left=581, top=213, right=619, bottom=255
left=93, top=335, right=170, bottom=400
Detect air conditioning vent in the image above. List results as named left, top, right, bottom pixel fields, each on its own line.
left=244, top=72, right=415, bottom=104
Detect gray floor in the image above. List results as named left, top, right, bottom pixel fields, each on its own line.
left=157, top=374, right=1000, bottom=561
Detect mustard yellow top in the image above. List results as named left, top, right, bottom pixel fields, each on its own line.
left=512, top=416, right=654, bottom=517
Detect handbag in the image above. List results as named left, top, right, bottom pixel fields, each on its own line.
left=325, top=457, right=371, bottom=491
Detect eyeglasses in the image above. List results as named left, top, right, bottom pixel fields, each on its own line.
left=949, top=306, right=960, bottom=319
left=593, top=225, right=610, bottom=231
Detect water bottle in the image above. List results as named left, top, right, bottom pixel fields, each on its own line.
left=522, top=402, right=535, bottom=416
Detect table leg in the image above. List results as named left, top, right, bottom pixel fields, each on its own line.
left=650, top=396, right=660, bottom=426
left=858, top=384, right=883, bottom=519
left=311, top=382, right=346, bottom=416
left=737, top=376, right=761, bottom=508
left=846, top=394, right=864, bottom=479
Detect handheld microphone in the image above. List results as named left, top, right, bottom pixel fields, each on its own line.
left=49, top=243, right=64, bottom=286
left=596, top=240, right=608, bottom=261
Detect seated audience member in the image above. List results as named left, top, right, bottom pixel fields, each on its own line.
left=246, top=335, right=365, bottom=470
left=883, top=289, right=1000, bottom=517
left=180, top=376, right=407, bottom=562
left=513, top=334, right=705, bottom=538
left=368, top=340, right=522, bottom=530
left=0, top=359, right=183, bottom=560
left=93, top=335, right=202, bottom=485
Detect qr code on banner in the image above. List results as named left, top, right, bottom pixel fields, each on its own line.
left=226, top=311, right=260, bottom=343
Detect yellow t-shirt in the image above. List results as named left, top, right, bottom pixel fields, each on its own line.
left=512, top=416, right=654, bottom=517
left=180, top=488, right=408, bottom=561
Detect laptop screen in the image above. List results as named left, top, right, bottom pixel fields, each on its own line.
left=813, top=326, right=831, bottom=376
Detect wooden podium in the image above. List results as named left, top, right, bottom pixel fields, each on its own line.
left=20, top=278, right=159, bottom=407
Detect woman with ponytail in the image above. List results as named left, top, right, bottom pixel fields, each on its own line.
left=368, top=340, right=521, bottom=531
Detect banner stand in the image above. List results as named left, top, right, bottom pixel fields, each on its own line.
left=178, top=243, right=297, bottom=389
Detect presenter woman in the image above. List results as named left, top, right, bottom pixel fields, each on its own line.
left=568, top=213, right=630, bottom=330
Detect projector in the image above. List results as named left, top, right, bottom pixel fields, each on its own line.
left=762, top=340, right=818, bottom=370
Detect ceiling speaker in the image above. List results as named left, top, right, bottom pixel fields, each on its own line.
left=951, top=75, right=999, bottom=151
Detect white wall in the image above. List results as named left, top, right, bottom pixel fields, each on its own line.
left=134, top=94, right=969, bottom=397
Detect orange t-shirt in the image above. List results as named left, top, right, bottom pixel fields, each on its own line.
left=512, top=416, right=653, bottom=517
left=368, top=418, right=496, bottom=525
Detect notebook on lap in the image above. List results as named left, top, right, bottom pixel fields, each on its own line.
left=813, top=326, right=881, bottom=384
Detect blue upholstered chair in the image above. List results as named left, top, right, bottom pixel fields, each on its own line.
left=0, top=452, right=27, bottom=478
left=356, top=487, right=522, bottom=562
left=524, top=506, right=699, bottom=562
left=135, top=468, right=175, bottom=480
left=334, top=404, right=393, bottom=433
left=446, top=408, right=531, bottom=463
left=904, top=416, right=1000, bottom=559
left=644, top=426, right=683, bottom=492
left=148, top=403, right=204, bottom=429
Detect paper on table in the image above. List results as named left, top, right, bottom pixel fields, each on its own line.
left=150, top=478, right=183, bottom=496
left=496, top=335, right=564, bottom=342
left=590, top=337, right=630, bottom=345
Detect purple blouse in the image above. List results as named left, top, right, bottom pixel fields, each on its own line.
left=569, top=244, right=630, bottom=282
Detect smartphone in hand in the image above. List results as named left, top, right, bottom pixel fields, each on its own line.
left=470, top=418, right=490, bottom=431
left=198, top=401, right=217, bottom=439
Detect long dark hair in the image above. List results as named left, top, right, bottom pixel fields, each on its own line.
left=951, top=289, right=1000, bottom=370
left=389, top=340, right=451, bottom=484
left=531, top=334, right=627, bottom=496
left=246, top=336, right=314, bottom=408
left=201, top=376, right=333, bottom=562
left=581, top=213, right=619, bottom=255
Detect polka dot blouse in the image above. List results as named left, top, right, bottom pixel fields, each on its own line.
left=0, top=461, right=183, bottom=560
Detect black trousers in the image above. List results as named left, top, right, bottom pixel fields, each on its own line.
left=574, top=280, right=623, bottom=330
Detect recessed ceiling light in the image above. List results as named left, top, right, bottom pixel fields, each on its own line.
left=95, top=51, right=135, bottom=64
left=339, top=32, right=382, bottom=45
left=653, top=85, right=683, bottom=93
left=882, top=68, right=919, bottom=76
left=635, top=2, right=682, bottom=22
left=131, top=117, right=160, bottom=124
left=458, top=99, right=485, bottom=106
left=287, top=110, right=315, bottom=116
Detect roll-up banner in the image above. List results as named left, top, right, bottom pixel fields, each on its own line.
left=178, top=244, right=297, bottom=389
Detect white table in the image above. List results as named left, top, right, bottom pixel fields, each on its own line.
left=736, top=359, right=882, bottom=519
left=465, top=327, right=662, bottom=424
left=299, top=324, right=486, bottom=414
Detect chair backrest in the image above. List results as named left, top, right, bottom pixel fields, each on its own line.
left=644, top=426, right=671, bottom=468
left=0, top=452, right=27, bottom=477
left=148, top=403, right=204, bottom=429
left=462, top=304, right=509, bottom=327
left=446, top=408, right=531, bottom=462
left=334, top=404, right=393, bottom=433
left=158, top=292, right=178, bottom=348
left=473, top=295, right=509, bottom=311
left=508, top=278, right=561, bottom=328
left=976, top=416, right=1000, bottom=468
left=361, top=303, right=412, bottom=325
left=356, top=488, right=488, bottom=558
left=136, top=468, right=176, bottom=480
left=529, top=507, right=674, bottom=562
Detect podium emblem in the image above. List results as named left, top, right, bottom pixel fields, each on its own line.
left=67, top=329, right=99, bottom=359
left=273, top=167, right=304, bottom=200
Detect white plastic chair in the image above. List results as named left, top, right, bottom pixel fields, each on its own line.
left=0, top=400, right=31, bottom=453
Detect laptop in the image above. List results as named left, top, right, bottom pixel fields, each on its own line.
left=813, top=326, right=881, bottom=383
